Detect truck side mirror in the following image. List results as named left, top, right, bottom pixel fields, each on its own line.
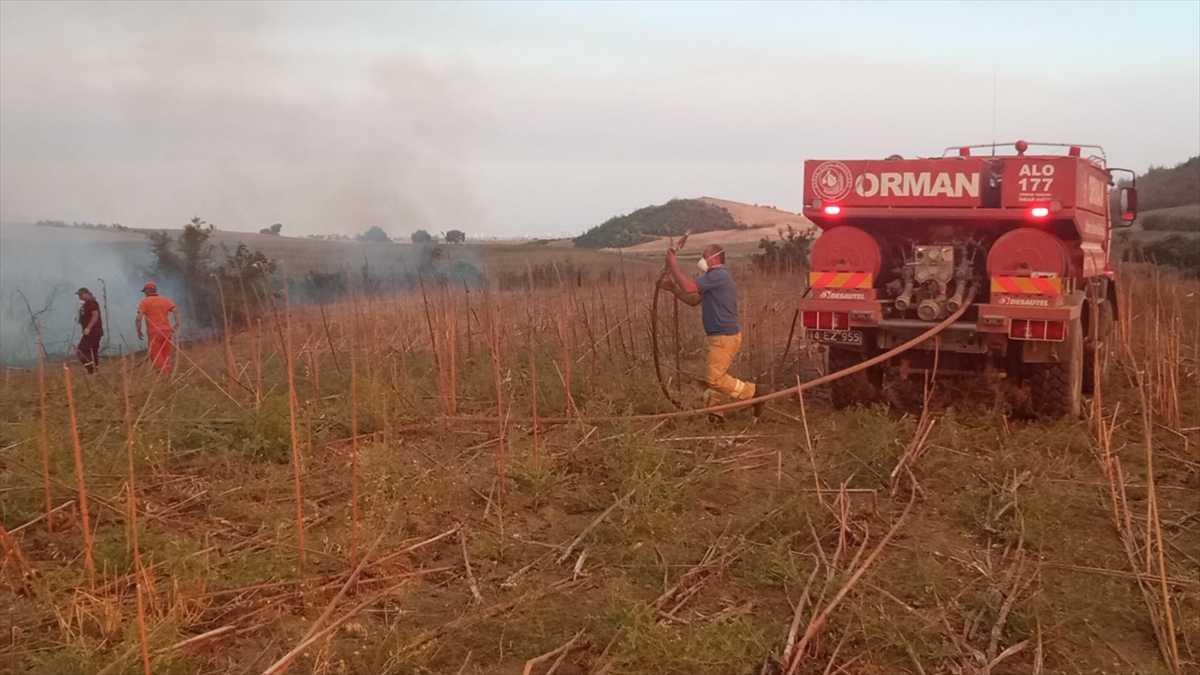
left=1119, top=187, right=1137, bottom=222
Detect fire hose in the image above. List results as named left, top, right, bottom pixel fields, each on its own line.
left=455, top=290, right=977, bottom=425
left=649, top=230, right=691, bottom=411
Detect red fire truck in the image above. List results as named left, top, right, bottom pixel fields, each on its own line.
left=799, top=141, right=1137, bottom=418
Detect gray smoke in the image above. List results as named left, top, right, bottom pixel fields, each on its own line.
left=0, top=225, right=157, bottom=365
left=0, top=2, right=480, bottom=236
left=0, top=2, right=482, bottom=364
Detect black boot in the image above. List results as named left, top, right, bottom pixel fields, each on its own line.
left=752, top=382, right=770, bottom=418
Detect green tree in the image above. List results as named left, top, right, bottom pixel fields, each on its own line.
left=445, top=229, right=466, bottom=243
left=410, top=229, right=434, bottom=244
left=359, top=226, right=390, bottom=243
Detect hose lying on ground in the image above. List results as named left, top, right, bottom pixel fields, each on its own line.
left=452, top=290, right=977, bottom=425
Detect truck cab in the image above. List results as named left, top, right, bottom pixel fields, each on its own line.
left=799, top=141, right=1136, bottom=417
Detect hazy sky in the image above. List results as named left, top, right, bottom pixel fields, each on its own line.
left=2, top=1, right=1197, bottom=238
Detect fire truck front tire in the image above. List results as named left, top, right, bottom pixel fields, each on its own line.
left=1028, top=318, right=1083, bottom=419
left=828, top=347, right=883, bottom=410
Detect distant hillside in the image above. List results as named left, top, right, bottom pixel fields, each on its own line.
left=1113, top=156, right=1199, bottom=214
left=573, top=198, right=738, bottom=249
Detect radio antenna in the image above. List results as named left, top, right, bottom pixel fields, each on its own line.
left=991, top=65, right=997, bottom=156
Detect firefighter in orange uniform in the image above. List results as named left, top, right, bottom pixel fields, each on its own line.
left=135, top=282, right=180, bottom=373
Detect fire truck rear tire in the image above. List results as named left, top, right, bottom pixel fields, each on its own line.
left=1028, top=318, right=1083, bottom=419
left=1082, top=299, right=1114, bottom=395
left=829, top=347, right=883, bottom=409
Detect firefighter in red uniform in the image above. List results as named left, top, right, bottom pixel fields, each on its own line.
left=75, top=287, right=103, bottom=373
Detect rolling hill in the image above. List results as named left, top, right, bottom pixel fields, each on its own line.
left=573, top=197, right=815, bottom=251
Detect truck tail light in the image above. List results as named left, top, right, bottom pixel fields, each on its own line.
left=1009, top=319, right=1066, bottom=341
left=1011, top=319, right=1029, bottom=339
left=823, top=205, right=842, bottom=216
left=803, top=311, right=849, bottom=330
left=1030, top=206, right=1050, bottom=218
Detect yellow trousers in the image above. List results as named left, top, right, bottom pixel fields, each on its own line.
left=705, top=333, right=755, bottom=409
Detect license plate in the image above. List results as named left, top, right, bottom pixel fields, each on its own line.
left=806, top=329, right=863, bottom=345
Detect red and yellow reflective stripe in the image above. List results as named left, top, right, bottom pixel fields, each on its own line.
left=809, top=271, right=873, bottom=288
left=990, top=276, right=1062, bottom=294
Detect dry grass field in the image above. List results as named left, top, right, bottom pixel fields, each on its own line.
left=0, top=247, right=1197, bottom=675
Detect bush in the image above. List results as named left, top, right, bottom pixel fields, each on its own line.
left=410, top=229, right=434, bottom=244
left=1141, top=207, right=1200, bottom=232
left=751, top=225, right=814, bottom=275
left=299, top=270, right=346, bottom=304
left=573, top=199, right=738, bottom=249
left=445, top=229, right=466, bottom=243
left=144, top=218, right=276, bottom=332
left=1123, top=234, right=1200, bottom=277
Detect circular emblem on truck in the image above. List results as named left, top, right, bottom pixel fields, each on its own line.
left=811, top=161, right=854, bottom=201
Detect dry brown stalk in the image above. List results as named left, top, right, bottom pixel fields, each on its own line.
left=891, top=411, right=937, bottom=496
left=308, top=348, right=321, bottom=412
left=530, top=323, right=540, bottom=461
left=1039, top=560, right=1195, bottom=587
left=0, top=524, right=36, bottom=594
left=780, top=562, right=822, bottom=671
left=1137, top=368, right=1182, bottom=673
left=821, top=632, right=851, bottom=675
left=445, top=288, right=460, bottom=415
left=10, top=501, right=73, bottom=535
left=121, top=359, right=151, bottom=675
left=796, top=378, right=824, bottom=508
left=788, top=491, right=916, bottom=674
left=348, top=277, right=361, bottom=568
left=289, top=511, right=399, bottom=664
left=460, top=528, right=483, bottom=604
left=215, top=274, right=238, bottom=390
left=556, top=272, right=576, bottom=416
left=261, top=579, right=412, bottom=675
left=282, top=276, right=307, bottom=581
left=155, top=625, right=236, bottom=657
left=619, top=251, right=636, bottom=360
left=556, top=489, right=635, bottom=565
left=598, top=287, right=615, bottom=362
left=400, top=579, right=583, bottom=655
left=36, top=317, right=52, bottom=531
left=62, top=365, right=95, bottom=587
left=253, top=318, right=264, bottom=402
left=418, top=277, right=448, bottom=417
left=317, top=299, right=342, bottom=377
left=485, top=288, right=508, bottom=499
left=1094, top=380, right=1179, bottom=673
left=523, top=629, right=586, bottom=675
left=652, top=541, right=727, bottom=621
left=371, top=528, right=459, bottom=568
